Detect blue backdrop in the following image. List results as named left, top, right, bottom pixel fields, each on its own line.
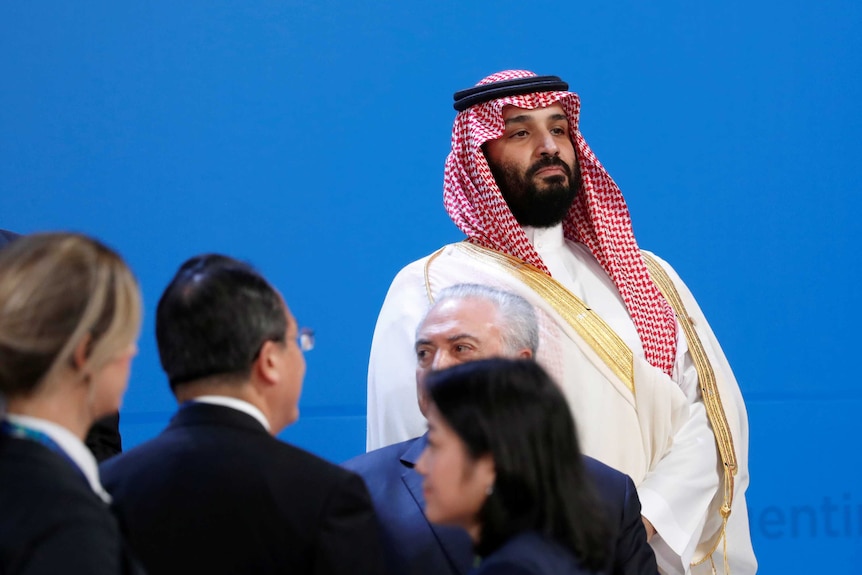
left=2, top=2, right=860, bottom=572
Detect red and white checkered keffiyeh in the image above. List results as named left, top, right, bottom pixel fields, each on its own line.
left=443, top=69, right=677, bottom=375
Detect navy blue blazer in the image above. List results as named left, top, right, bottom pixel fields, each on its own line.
left=473, top=531, right=593, bottom=575
left=343, top=435, right=658, bottom=575
left=0, top=228, right=18, bottom=247
left=102, top=402, right=387, bottom=575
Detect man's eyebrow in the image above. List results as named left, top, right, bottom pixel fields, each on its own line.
left=414, top=338, right=432, bottom=350
left=504, top=114, right=532, bottom=126
left=414, top=334, right=478, bottom=350
left=445, top=334, right=478, bottom=343
left=504, top=113, right=569, bottom=126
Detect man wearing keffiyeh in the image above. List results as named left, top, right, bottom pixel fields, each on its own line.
left=366, top=70, right=755, bottom=574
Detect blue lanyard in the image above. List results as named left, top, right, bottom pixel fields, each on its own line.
left=1, top=420, right=88, bottom=484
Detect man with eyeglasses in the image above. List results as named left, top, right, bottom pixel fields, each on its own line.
left=101, top=254, right=386, bottom=575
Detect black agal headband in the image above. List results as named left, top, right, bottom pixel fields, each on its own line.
left=452, top=75, right=569, bottom=112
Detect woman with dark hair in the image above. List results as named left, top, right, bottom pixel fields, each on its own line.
left=416, top=357, right=611, bottom=574
left=0, top=232, right=145, bottom=574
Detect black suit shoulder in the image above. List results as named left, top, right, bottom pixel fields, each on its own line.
left=103, top=408, right=364, bottom=505
left=101, top=404, right=386, bottom=575
left=0, top=437, right=142, bottom=574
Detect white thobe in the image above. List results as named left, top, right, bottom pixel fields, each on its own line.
left=367, top=224, right=755, bottom=574
left=525, top=225, right=715, bottom=573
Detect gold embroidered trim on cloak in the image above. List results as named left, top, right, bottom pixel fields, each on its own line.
left=424, top=241, right=635, bottom=393
left=642, top=252, right=738, bottom=572
left=424, top=247, right=446, bottom=305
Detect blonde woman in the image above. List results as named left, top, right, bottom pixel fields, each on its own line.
left=0, top=233, right=144, bottom=574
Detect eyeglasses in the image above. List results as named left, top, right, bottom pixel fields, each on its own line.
left=253, top=326, right=314, bottom=361
left=297, top=327, right=314, bottom=352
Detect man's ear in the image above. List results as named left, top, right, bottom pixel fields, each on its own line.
left=517, top=348, right=533, bottom=360
left=253, top=340, right=282, bottom=388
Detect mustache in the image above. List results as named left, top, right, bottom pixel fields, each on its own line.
left=526, top=156, right=572, bottom=179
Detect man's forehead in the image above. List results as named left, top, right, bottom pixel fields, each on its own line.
left=500, top=101, right=566, bottom=121
left=418, top=298, right=498, bottom=336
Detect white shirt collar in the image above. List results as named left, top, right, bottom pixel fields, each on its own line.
left=191, top=395, right=271, bottom=433
left=521, top=223, right=566, bottom=250
left=4, top=413, right=112, bottom=503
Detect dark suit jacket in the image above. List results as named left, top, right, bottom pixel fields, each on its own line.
left=86, top=412, right=123, bottom=462
left=0, top=228, right=19, bottom=246
left=101, top=402, right=387, bottom=575
left=343, top=435, right=658, bottom=575
left=0, top=228, right=123, bottom=462
left=0, top=435, right=144, bottom=574
left=473, top=531, right=594, bottom=575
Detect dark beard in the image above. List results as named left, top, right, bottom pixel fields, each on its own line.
left=487, top=155, right=581, bottom=228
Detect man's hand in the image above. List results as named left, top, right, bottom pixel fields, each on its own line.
left=642, top=516, right=656, bottom=541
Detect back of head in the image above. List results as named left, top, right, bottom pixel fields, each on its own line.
left=425, top=358, right=609, bottom=570
left=157, top=254, right=286, bottom=391
left=0, top=233, right=142, bottom=399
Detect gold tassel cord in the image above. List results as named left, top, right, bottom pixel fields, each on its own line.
left=642, top=253, right=738, bottom=572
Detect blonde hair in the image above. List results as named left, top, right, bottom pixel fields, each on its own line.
left=0, top=233, right=142, bottom=397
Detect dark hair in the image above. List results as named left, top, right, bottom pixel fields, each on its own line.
left=425, top=358, right=610, bottom=570
left=156, top=254, right=286, bottom=391
left=0, top=233, right=141, bottom=397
